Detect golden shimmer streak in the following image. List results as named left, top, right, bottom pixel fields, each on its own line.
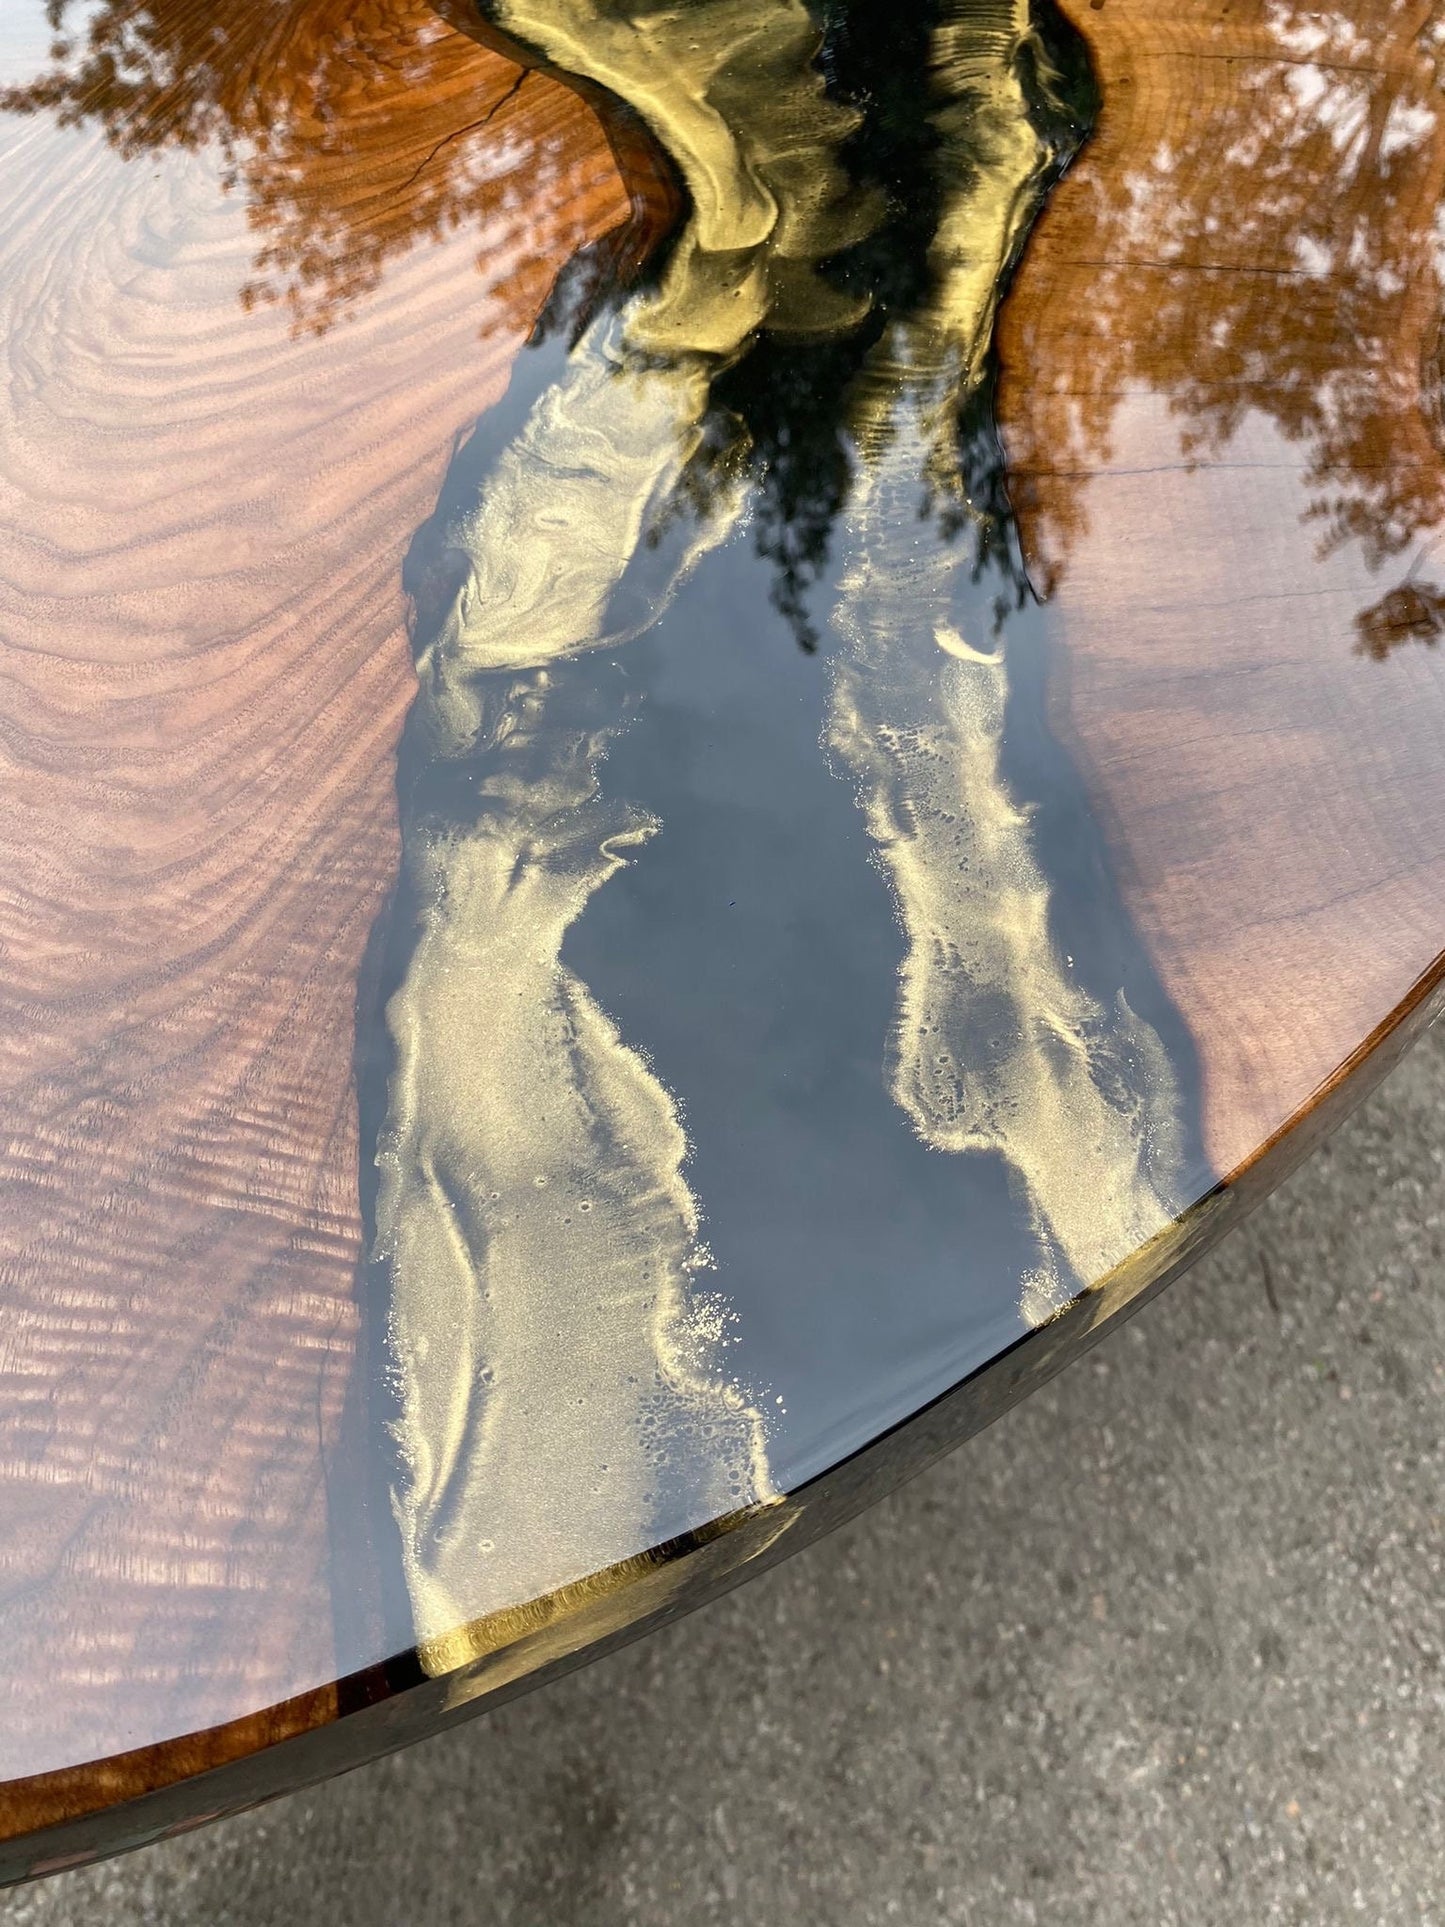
left=378, top=320, right=766, bottom=1670
left=829, top=0, right=1183, bottom=1320
left=482, top=0, right=875, bottom=354
left=428, top=1499, right=801, bottom=1689
left=379, top=0, right=874, bottom=1672
left=380, top=0, right=1189, bottom=1672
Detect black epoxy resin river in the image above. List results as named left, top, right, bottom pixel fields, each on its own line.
left=361, top=0, right=1209, bottom=1672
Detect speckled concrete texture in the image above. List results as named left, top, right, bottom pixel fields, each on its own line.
left=7, top=1024, right=1445, bottom=1927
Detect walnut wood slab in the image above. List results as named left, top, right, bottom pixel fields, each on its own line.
left=0, top=0, right=1442, bottom=1883
left=0, top=0, right=629, bottom=1855
left=997, top=0, right=1445, bottom=1183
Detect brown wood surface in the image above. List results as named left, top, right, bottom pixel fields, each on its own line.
left=3, top=0, right=1445, bottom=1862
left=0, top=0, right=626, bottom=1789
left=999, top=0, right=1445, bottom=1181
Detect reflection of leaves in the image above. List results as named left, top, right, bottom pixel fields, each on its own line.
left=672, top=0, right=1095, bottom=649
left=1354, top=579, right=1445, bottom=661
left=661, top=0, right=947, bottom=650
left=955, top=373, right=1037, bottom=632
left=1012, top=2, right=1445, bottom=594
left=0, top=0, right=601, bottom=336
left=701, top=341, right=861, bottom=652
left=6, top=0, right=1089, bottom=652
left=3, top=0, right=241, bottom=156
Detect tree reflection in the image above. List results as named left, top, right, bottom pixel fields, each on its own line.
left=11, top=0, right=1445, bottom=655
left=657, top=0, right=950, bottom=650
left=655, top=0, right=1094, bottom=647
left=1, top=0, right=1092, bottom=647
left=0, top=0, right=619, bottom=335
left=1006, top=0, right=1445, bottom=643
left=1354, top=571, right=1445, bottom=660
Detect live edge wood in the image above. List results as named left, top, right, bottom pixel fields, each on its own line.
left=998, top=0, right=1445, bottom=1182
left=0, top=0, right=627, bottom=1804
left=3, top=0, right=1445, bottom=1869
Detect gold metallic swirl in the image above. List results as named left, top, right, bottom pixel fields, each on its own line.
left=828, top=525, right=1184, bottom=1317
left=379, top=320, right=769, bottom=1671
left=482, top=0, right=877, bottom=354
left=380, top=0, right=1188, bottom=1675
left=379, top=0, right=878, bottom=1672
left=829, top=0, right=1184, bottom=1319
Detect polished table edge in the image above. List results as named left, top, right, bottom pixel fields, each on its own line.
left=4, top=954, right=1440, bottom=1886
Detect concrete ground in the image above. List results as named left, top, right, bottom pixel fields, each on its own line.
left=7, top=1026, right=1445, bottom=1927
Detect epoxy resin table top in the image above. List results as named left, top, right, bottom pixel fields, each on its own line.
left=2, top=0, right=1444, bottom=1881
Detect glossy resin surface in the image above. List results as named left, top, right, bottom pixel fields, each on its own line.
left=1, top=0, right=1443, bottom=1880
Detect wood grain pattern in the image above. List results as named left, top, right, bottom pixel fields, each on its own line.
left=998, top=0, right=1445, bottom=1180
left=4, top=0, right=1445, bottom=1868
left=0, top=0, right=626, bottom=1784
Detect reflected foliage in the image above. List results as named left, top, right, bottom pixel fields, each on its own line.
left=1, top=0, right=1100, bottom=646
left=665, top=0, right=1095, bottom=647
left=0, top=0, right=609, bottom=334
left=1354, top=570, right=1445, bottom=660
left=10, top=0, right=1445, bottom=656
left=669, top=0, right=947, bottom=650
left=1010, top=0, right=1445, bottom=641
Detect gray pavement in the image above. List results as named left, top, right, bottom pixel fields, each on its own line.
left=8, top=1024, right=1445, bottom=1926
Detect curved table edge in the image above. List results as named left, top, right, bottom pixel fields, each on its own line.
left=5, top=951, right=1440, bottom=1884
